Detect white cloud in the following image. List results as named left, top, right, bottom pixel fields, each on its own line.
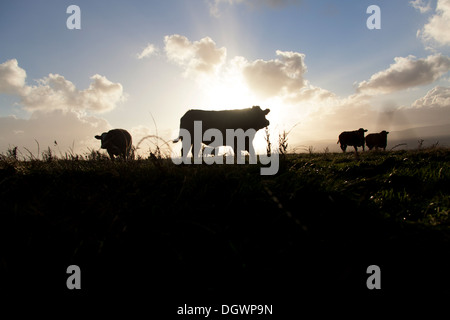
left=0, top=59, right=27, bottom=94
left=162, top=35, right=316, bottom=104
left=410, top=0, right=431, bottom=13
left=286, top=85, right=336, bottom=105
left=137, top=43, right=158, bottom=59
left=418, top=0, right=450, bottom=46
left=22, top=73, right=125, bottom=113
left=164, top=34, right=193, bottom=63
left=79, top=74, right=126, bottom=113
left=0, top=59, right=126, bottom=114
left=356, top=54, right=450, bottom=94
left=164, top=34, right=227, bottom=76
left=241, top=50, right=307, bottom=98
left=412, top=85, right=450, bottom=108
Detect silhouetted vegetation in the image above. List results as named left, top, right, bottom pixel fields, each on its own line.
left=0, top=147, right=449, bottom=302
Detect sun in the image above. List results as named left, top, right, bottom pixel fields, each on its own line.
left=197, top=71, right=258, bottom=110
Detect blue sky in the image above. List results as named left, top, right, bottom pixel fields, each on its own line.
left=1, top=0, right=450, bottom=155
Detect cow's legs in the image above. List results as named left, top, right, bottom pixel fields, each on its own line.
left=192, top=141, right=202, bottom=163
left=181, top=144, right=192, bottom=160
left=340, top=144, right=347, bottom=152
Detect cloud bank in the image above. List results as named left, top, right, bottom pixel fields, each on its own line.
left=0, top=59, right=126, bottom=113
left=161, top=35, right=310, bottom=101
left=412, top=85, right=450, bottom=108
left=241, top=50, right=307, bottom=98
left=356, top=55, right=450, bottom=94
left=164, top=35, right=226, bottom=76
left=0, top=59, right=27, bottom=94
left=417, top=0, right=450, bottom=46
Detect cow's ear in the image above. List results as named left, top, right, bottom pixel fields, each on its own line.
left=95, top=135, right=102, bottom=140
left=264, top=109, right=270, bottom=115
left=386, top=131, right=389, bottom=134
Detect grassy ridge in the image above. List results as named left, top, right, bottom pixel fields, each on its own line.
left=0, top=148, right=449, bottom=301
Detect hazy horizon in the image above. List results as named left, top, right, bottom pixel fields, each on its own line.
left=1, top=0, right=450, bottom=157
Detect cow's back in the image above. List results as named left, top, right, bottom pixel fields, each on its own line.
left=110, top=129, right=131, bottom=146
left=181, top=109, right=255, bottom=131
left=106, top=129, right=132, bottom=154
left=339, top=131, right=359, bottom=145
left=366, top=132, right=388, bottom=149
left=365, top=134, right=377, bottom=147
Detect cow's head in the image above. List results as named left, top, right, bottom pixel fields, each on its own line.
left=381, top=130, right=389, bottom=135
left=251, top=106, right=270, bottom=129
left=95, top=132, right=109, bottom=149
left=358, top=128, right=368, bottom=133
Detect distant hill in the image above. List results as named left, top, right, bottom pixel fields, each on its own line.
left=383, top=123, right=450, bottom=150
left=293, top=124, right=450, bottom=152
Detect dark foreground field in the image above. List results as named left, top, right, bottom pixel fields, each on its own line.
left=1, top=149, right=449, bottom=311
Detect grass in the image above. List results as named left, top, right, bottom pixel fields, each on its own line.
left=0, top=146, right=449, bottom=301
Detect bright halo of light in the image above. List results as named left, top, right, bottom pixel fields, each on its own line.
left=198, top=74, right=258, bottom=110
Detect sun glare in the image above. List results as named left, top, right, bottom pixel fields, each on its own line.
left=199, top=75, right=256, bottom=110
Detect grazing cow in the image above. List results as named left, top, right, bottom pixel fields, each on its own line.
left=366, top=130, right=389, bottom=151
left=95, top=129, right=132, bottom=160
left=173, top=106, right=270, bottom=158
left=337, top=128, right=368, bottom=152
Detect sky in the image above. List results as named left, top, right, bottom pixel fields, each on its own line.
left=1, top=0, right=450, bottom=157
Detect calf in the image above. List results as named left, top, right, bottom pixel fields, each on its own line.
left=366, top=131, right=389, bottom=151
left=173, top=106, right=270, bottom=158
left=95, top=129, right=132, bottom=160
left=337, top=128, right=368, bottom=152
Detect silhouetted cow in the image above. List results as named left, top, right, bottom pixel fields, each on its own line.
left=366, top=131, right=389, bottom=151
left=337, top=128, right=368, bottom=152
left=95, top=129, right=132, bottom=160
left=173, top=106, right=270, bottom=158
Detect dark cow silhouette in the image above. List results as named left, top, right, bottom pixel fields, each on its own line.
left=366, top=130, right=389, bottom=150
left=95, top=129, right=132, bottom=160
left=173, top=106, right=270, bottom=158
left=337, top=128, right=368, bottom=152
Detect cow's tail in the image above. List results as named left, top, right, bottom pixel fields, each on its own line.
left=173, top=136, right=181, bottom=143
left=337, top=139, right=340, bottom=144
